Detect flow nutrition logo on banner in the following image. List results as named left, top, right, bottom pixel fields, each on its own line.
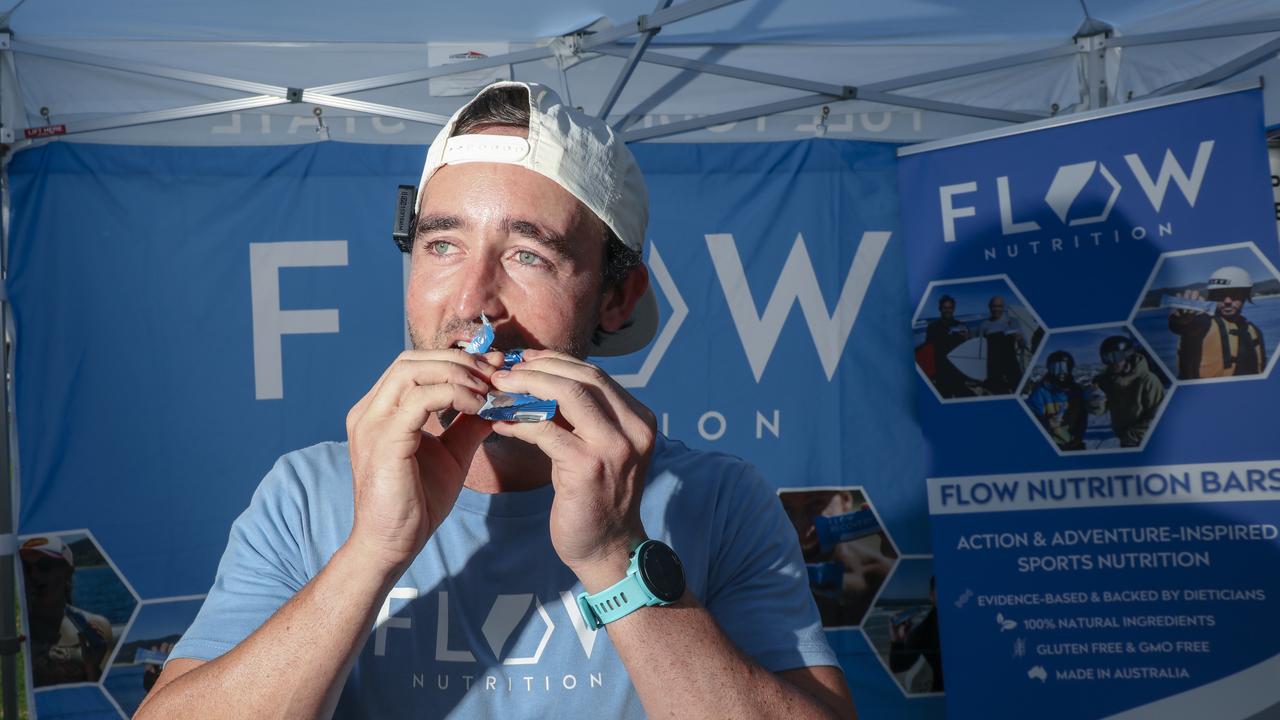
left=899, top=85, right=1280, bottom=719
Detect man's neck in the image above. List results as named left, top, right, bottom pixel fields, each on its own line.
left=427, top=413, right=553, bottom=494
left=464, top=437, right=554, bottom=494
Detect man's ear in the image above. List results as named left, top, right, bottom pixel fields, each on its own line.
left=598, top=264, right=649, bottom=332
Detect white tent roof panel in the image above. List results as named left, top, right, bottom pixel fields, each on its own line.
left=3, top=0, right=1278, bottom=147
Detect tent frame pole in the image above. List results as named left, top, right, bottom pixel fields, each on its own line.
left=597, top=0, right=674, bottom=119
left=1108, top=18, right=1280, bottom=48
left=0, top=29, right=19, bottom=720
left=15, top=41, right=290, bottom=96
left=592, top=45, right=1045, bottom=124
left=1150, top=34, right=1280, bottom=97
left=621, top=93, right=832, bottom=142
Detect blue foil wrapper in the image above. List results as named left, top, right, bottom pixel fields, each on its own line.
left=814, top=509, right=881, bottom=552
left=1160, top=293, right=1217, bottom=315
left=462, top=316, right=558, bottom=423
left=463, top=312, right=495, bottom=353
left=135, top=647, right=170, bottom=665
left=806, top=561, right=844, bottom=590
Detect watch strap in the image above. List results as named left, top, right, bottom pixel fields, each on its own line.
left=576, top=570, right=653, bottom=631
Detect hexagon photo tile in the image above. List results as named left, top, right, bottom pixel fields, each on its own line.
left=1130, top=242, right=1280, bottom=384
left=103, top=598, right=205, bottom=717
left=913, top=275, right=1045, bottom=402
left=777, top=487, right=898, bottom=628
left=860, top=557, right=942, bottom=696
left=18, top=530, right=139, bottom=691
left=1018, top=325, right=1173, bottom=453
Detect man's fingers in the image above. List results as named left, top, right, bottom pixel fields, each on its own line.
left=366, top=359, right=493, bottom=418
left=509, top=353, right=653, bottom=435
left=385, top=384, right=487, bottom=439
left=356, top=349, right=502, bottom=419
left=490, top=368, right=617, bottom=432
left=489, top=418, right=588, bottom=466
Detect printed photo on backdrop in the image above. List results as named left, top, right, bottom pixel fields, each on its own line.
left=914, top=277, right=1045, bottom=401
left=18, top=532, right=136, bottom=688
left=777, top=487, right=898, bottom=628
left=1019, top=327, right=1172, bottom=453
left=1131, top=243, right=1280, bottom=384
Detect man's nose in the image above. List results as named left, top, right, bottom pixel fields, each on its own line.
left=452, top=255, right=505, bottom=321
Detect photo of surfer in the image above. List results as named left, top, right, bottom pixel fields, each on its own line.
left=18, top=532, right=135, bottom=688
left=863, top=559, right=942, bottom=695
left=777, top=488, right=898, bottom=628
left=103, top=598, right=204, bottom=717
left=914, top=278, right=1044, bottom=400
left=1131, top=244, right=1280, bottom=383
left=1020, top=327, right=1171, bottom=452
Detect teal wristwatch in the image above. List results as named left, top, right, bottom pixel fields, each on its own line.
left=576, top=540, right=686, bottom=630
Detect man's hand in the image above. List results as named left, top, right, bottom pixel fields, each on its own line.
left=487, top=349, right=656, bottom=591
left=345, top=349, right=503, bottom=574
left=1173, top=289, right=1206, bottom=319
left=78, top=626, right=108, bottom=681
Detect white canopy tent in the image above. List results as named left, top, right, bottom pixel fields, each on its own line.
left=3, top=1, right=1280, bottom=717
left=1, top=0, right=1278, bottom=149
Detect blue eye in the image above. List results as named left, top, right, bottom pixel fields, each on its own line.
left=427, top=240, right=453, bottom=256
left=515, top=250, right=543, bottom=266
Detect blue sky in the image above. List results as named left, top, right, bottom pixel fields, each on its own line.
left=877, top=558, right=934, bottom=603
left=1149, top=246, right=1275, bottom=289
left=122, top=599, right=204, bottom=645
left=919, top=279, right=1027, bottom=321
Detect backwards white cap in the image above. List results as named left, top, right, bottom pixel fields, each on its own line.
left=20, top=535, right=75, bottom=568
left=417, top=81, right=657, bottom=356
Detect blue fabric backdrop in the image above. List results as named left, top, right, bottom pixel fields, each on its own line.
left=9, top=138, right=933, bottom=718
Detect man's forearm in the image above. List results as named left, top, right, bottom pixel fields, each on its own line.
left=136, top=543, right=398, bottom=720
left=602, top=592, right=847, bottom=719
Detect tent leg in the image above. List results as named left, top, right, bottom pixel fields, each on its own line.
left=0, top=159, right=16, bottom=720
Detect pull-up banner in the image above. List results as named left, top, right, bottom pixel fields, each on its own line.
left=899, top=86, right=1280, bottom=719
left=9, top=139, right=933, bottom=719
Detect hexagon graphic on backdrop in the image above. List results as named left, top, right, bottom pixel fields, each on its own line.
left=859, top=556, right=942, bottom=697
left=776, top=486, right=898, bottom=629
left=102, top=597, right=206, bottom=718
left=18, top=528, right=140, bottom=717
left=1129, top=242, right=1280, bottom=385
left=912, top=274, right=1046, bottom=404
left=1017, top=323, right=1175, bottom=454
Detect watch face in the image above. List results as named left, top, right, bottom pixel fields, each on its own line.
left=637, top=542, right=686, bottom=603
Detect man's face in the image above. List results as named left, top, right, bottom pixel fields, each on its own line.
left=406, top=130, right=610, bottom=358
left=939, top=301, right=955, bottom=320
left=988, top=299, right=1004, bottom=319
left=1210, top=289, right=1247, bottom=318
left=21, top=555, right=71, bottom=611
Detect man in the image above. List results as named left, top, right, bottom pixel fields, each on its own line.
left=141, top=82, right=853, bottom=719
left=1169, top=265, right=1266, bottom=379
left=924, top=294, right=971, bottom=398
left=888, top=576, right=942, bottom=693
left=1025, top=350, right=1086, bottom=451
left=1091, top=336, right=1165, bottom=448
left=19, top=536, right=113, bottom=686
left=978, top=295, right=1025, bottom=394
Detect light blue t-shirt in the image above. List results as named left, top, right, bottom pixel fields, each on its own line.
left=171, top=435, right=837, bottom=717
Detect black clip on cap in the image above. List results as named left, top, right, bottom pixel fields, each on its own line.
left=393, top=184, right=416, bottom=253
